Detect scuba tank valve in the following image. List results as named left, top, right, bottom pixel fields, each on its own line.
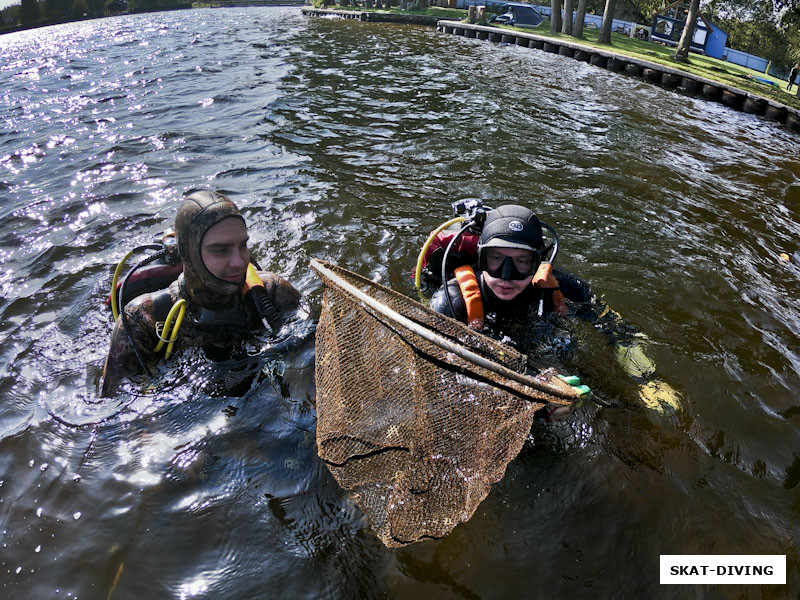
left=161, top=230, right=181, bottom=265
left=414, top=200, right=493, bottom=300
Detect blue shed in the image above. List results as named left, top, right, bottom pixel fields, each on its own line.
left=702, top=18, right=727, bottom=60
left=650, top=1, right=728, bottom=59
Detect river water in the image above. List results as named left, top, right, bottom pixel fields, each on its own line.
left=1, top=6, right=799, bottom=599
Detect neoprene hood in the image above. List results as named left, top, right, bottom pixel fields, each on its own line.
left=175, top=190, right=246, bottom=309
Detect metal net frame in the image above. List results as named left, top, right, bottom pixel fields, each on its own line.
left=311, top=259, right=580, bottom=547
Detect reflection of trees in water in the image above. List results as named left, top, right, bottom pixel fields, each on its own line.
left=2, top=0, right=186, bottom=32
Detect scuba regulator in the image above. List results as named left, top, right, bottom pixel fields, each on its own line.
left=440, top=199, right=492, bottom=317
left=242, top=263, right=282, bottom=336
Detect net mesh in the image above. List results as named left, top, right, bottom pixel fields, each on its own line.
left=312, top=260, right=577, bottom=547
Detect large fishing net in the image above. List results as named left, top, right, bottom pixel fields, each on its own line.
left=311, top=259, right=582, bottom=547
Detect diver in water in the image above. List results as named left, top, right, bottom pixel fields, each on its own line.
left=100, top=190, right=301, bottom=397
left=428, top=204, right=681, bottom=416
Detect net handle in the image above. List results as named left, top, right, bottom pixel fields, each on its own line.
left=310, top=259, right=582, bottom=401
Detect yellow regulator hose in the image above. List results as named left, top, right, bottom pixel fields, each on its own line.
left=154, top=299, right=187, bottom=360
left=414, top=216, right=466, bottom=300
left=110, top=249, right=136, bottom=322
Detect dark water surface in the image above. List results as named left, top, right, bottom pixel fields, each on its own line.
left=1, top=7, right=799, bottom=598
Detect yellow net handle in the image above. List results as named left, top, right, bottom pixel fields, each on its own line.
left=414, top=216, right=466, bottom=300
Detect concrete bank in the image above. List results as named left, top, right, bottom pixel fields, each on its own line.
left=301, top=6, right=440, bottom=25
left=436, top=20, right=800, bottom=132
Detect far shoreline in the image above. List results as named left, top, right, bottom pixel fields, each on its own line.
left=302, top=6, right=800, bottom=134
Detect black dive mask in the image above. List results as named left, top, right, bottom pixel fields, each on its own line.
left=485, top=255, right=540, bottom=281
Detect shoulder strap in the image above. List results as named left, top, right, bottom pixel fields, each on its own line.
left=454, top=265, right=485, bottom=330
left=532, top=263, right=567, bottom=316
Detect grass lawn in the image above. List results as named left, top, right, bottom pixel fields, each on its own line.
left=317, top=4, right=800, bottom=111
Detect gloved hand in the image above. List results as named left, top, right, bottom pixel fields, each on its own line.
left=638, top=380, right=682, bottom=414
left=544, top=375, right=591, bottom=421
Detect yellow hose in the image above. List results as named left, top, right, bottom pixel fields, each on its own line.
left=154, top=299, right=186, bottom=359
left=414, top=216, right=466, bottom=300
left=110, top=250, right=135, bottom=321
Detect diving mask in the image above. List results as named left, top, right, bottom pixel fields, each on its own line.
left=484, top=254, right=540, bottom=281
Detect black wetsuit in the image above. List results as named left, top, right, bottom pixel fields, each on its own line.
left=430, top=267, right=640, bottom=360
left=431, top=267, right=590, bottom=321
left=429, top=264, right=675, bottom=414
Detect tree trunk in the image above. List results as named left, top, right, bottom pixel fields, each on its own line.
left=572, top=0, right=586, bottom=37
left=562, top=0, right=573, bottom=35
left=550, top=0, right=562, bottom=33
left=598, top=0, right=615, bottom=44
left=673, top=0, right=700, bottom=62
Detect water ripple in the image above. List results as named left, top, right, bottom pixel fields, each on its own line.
left=0, top=7, right=799, bottom=598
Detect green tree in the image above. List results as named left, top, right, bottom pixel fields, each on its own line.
left=573, top=0, right=587, bottom=36
left=551, top=0, right=562, bottom=32
left=20, top=0, right=41, bottom=24
left=563, top=0, right=573, bottom=33
left=71, top=0, right=87, bottom=17
left=774, top=0, right=800, bottom=26
left=627, top=0, right=662, bottom=22
left=86, top=0, right=105, bottom=16
left=129, top=0, right=160, bottom=10
left=6, top=4, right=22, bottom=26
left=44, top=0, right=71, bottom=20
left=719, top=18, right=791, bottom=66
left=707, top=0, right=799, bottom=70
